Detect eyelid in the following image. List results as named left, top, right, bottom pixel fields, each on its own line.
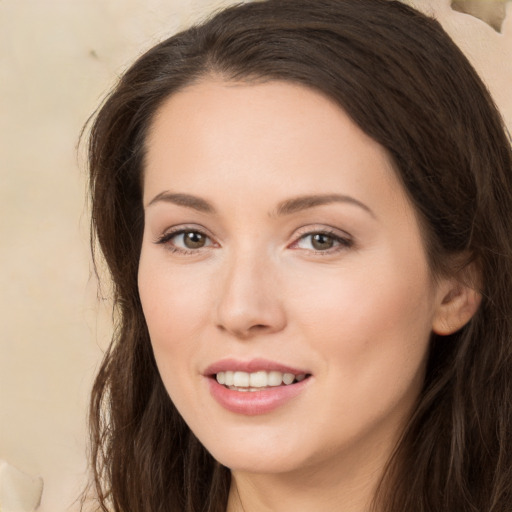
left=288, top=225, right=354, bottom=252
left=153, top=224, right=218, bottom=252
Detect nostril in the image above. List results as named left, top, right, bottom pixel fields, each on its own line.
left=451, top=0, right=509, bottom=33
left=251, top=324, right=270, bottom=331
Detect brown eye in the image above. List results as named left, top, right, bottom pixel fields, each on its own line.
left=293, top=230, right=352, bottom=253
left=183, top=231, right=207, bottom=249
left=156, top=229, right=213, bottom=252
left=311, top=233, right=335, bottom=250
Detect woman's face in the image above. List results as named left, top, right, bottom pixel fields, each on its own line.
left=139, top=80, right=448, bottom=476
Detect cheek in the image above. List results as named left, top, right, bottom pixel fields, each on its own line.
left=138, top=254, right=214, bottom=388
left=289, top=251, right=435, bottom=390
left=139, top=250, right=213, bottom=333
left=138, top=267, right=213, bottom=424
left=293, top=256, right=432, bottom=333
left=287, top=265, right=434, bottom=449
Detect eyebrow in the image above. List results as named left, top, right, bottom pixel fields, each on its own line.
left=146, top=191, right=374, bottom=218
left=146, top=192, right=216, bottom=213
left=272, top=194, right=375, bottom=218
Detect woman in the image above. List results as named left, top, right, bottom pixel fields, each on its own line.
left=84, top=0, right=512, bottom=510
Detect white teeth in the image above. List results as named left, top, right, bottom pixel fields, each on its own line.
left=233, top=371, right=250, bottom=387
left=249, top=371, right=267, bottom=388
left=267, top=371, right=282, bottom=386
left=215, top=370, right=307, bottom=388
left=282, top=373, right=295, bottom=385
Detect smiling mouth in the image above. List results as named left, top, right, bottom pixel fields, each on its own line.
left=215, top=370, right=310, bottom=392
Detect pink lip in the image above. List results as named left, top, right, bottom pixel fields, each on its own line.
left=207, top=377, right=310, bottom=416
left=203, top=358, right=309, bottom=376
left=203, top=358, right=312, bottom=416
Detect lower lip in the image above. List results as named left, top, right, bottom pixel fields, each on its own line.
left=207, top=377, right=310, bottom=415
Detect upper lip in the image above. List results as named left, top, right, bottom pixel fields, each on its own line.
left=203, top=358, right=310, bottom=376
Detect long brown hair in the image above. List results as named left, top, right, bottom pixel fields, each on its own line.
left=84, top=1, right=512, bottom=510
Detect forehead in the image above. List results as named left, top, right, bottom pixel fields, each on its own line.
left=145, top=80, right=397, bottom=192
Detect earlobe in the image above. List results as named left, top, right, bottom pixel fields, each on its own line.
left=432, top=279, right=482, bottom=336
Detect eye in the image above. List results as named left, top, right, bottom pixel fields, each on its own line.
left=292, top=229, right=353, bottom=253
left=155, top=228, right=214, bottom=253
left=302, top=233, right=336, bottom=251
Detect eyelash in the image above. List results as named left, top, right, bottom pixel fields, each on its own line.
left=154, top=227, right=214, bottom=255
left=154, top=226, right=353, bottom=255
left=290, top=228, right=353, bottom=254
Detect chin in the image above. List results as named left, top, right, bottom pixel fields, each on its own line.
left=211, top=446, right=308, bottom=475
left=197, top=426, right=314, bottom=474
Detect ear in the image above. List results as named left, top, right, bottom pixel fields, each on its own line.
left=432, top=264, right=482, bottom=336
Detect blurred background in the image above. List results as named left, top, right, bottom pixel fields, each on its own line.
left=0, top=0, right=510, bottom=510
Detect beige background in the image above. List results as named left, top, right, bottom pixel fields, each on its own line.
left=0, top=1, right=510, bottom=511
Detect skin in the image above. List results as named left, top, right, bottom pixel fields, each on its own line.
left=138, top=79, right=476, bottom=511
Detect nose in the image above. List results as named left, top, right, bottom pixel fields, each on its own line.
left=215, top=250, right=287, bottom=339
